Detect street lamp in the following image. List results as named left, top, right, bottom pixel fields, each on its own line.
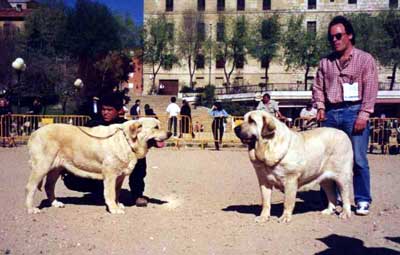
left=11, top=58, right=26, bottom=113
left=208, top=23, right=212, bottom=86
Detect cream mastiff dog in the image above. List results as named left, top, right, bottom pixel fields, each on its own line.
left=234, top=111, right=353, bottom=223
left=25, top=118, right=171, bottom=214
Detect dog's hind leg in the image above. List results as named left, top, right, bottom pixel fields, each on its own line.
left=336, top=176, right=352, bottom=219
left=45, top=167, right=65, bottom=209
left=103, top=173, right=124, bottom=214
left=320, top=180, right=337, bottom=216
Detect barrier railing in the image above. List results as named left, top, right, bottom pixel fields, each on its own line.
left=0, top=114, right=90, bottom=146
left=1, top=114, right=399, bottom=153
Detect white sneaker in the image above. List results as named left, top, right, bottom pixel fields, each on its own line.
left=355, top=201, right=370, bottom=216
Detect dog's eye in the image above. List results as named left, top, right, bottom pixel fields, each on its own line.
left=154, top=126, right=159, bottom=130
left=248, top=117, right=255, bottom=124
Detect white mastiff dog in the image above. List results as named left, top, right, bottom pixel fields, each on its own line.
left=25, top=118, right=171, bottom=214
left=234, top=111, right=353, bottom=223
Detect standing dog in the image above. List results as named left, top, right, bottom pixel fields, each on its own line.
left=235, top=111, right=353, bottom=223
left=25, top=118, right=171, bottom=214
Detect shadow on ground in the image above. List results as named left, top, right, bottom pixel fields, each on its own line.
left=38, top=189, right=168, bottom=209
left=222, top=190, right=323, bottom=217
left=315, top=234, right=400, bottom=255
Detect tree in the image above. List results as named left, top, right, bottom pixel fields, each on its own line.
left=142, top=15, right=178, bottom=93
left=248, top=14, right=281, bottom=84
left=176, top=10, right=205, bottom=89
left=66, top=0, right=122, bottom=96
left=378, top=11, right=400, bottom=90
left=214, top=15, right=249, bottom=87
left=282, top=15, right=329, bottom=90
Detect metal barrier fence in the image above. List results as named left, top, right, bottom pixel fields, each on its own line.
left=0, top=114, right=90, bottom=146
left=1, top=114, right=399, bottom=153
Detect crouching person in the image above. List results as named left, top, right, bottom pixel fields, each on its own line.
left=62, top=93, right=148, bottom=207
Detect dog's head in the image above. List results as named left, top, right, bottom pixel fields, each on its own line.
left=234, top=111, right=277, bottom=147
left=122, top=118, right=172, bottom=158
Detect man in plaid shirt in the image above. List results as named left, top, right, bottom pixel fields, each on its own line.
left=313, top=16, right=378, bottom=216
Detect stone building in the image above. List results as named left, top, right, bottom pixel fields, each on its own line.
left=0, top=0, right=37, bottom=38
left=143, top=0, right=399, bottom=95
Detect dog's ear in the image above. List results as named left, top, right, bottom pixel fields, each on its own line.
left=129, top=122, right=142, bottom=140
left=261, top=115, right=276, bottom=138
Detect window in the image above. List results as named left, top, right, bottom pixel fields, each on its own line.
left=308, top=0, right=316, bottom=9
left=198, top=0, right=205, bottom=11
left=216, top=56, right=225, bottom=69
left=2, top=23, right=16, bottom=37
left=389, top=0, right=398, bottom=8
left=348, top=0, right=357, bottom=4
left=217, top=0, right=225, bottom=11
left=307, top=21, right=317, bottom=36
left=166, top=23, right=174, bottom=40
left=166, top=0, right=173, bottom=11
left=263, top=0, right=271, bottom=10
left=235, top=54, right=244, bottom=68
left=197, top=22, right=205, bottom=41
left=237, top=0, right=245, bottom=11
left=196, top=54, right=205, bottom=69
left=217, top=22, right=225, bottom=42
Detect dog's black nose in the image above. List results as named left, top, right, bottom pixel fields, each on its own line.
left=234, top=125, right=241, bottom=137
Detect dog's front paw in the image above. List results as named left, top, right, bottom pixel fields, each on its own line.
left=109, top=207, right=125, bottom=214
left=321, top=208, right=335, bottom=215
left=27, top=208, right=41, bottom=214
left=255, top=215, right=270, bottom=223
left=339, top=210, right=351, bottom=219
left=278, top=213, right=292, bottom=223
left=51, top=200, right=65, bottom=208
left=117, top=203, right=125, bottom=209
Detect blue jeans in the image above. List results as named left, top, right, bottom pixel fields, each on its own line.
left=323, top=104, right=372, bottom=204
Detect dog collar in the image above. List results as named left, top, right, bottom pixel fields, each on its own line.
left=119, top=127, right=137, bottom=154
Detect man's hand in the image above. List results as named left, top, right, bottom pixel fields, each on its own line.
left=354, top=117, right=368, bottom=133
left=316, top=109, right=326, bottom=122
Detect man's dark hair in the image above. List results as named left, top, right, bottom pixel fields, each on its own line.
left=328, top=16, right=356, bottom=45
left=135, top=99, right=140, bottom=104
left=100, top=93, right=123, bottom=111
left=171, top=97, right=176, bottom=103
left=263, top=93, right=271, bottom=99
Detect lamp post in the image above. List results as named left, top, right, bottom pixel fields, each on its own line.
left=11, top=58, right=26, bottom=113
left=208, top=23, right=212, bottom=86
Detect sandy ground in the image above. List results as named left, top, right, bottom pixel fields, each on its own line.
left=0, top=146, right=400, bottom=255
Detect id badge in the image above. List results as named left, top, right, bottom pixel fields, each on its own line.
left=343, top=82, right=359, bottom=101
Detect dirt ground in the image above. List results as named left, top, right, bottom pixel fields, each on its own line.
left=1, top=146, right=400, bottom=255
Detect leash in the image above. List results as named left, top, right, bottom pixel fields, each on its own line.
left=77, top=126, right=121, bottom=139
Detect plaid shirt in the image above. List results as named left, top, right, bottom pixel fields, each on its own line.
left=312, top=47, right=378, bottom=120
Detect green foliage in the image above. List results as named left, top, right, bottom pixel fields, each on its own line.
left=248, top=14, right=281, bottom=82
left=143, top=15, right=178, bottom=93
left=282, top=15, right=329, bottom=89
left=196, top=85, right=215, bottom=107
left=214, top=15, right=249, bottom=86
left=177, top=10, right=205, bottom=89
left=66, top=0, right=121, bottom=58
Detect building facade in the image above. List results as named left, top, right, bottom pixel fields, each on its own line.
left=143, top=0, right=399, bottom=95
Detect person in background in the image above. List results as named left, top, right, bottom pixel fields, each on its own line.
left=144, top=104, right=157, bottom=117
left=0, top=97, right=12, bottom=147
left=62, top=93, right=149, bottom=207
left=166, top=96, right=180, bottom=137
left=256, top=93, right=283, bottom=119
left=300, top=103, right=318, bottom=130
left=313, top=16, right=378, bottom=216
left=208, top=102, right=229, bottom=150
left=130, top=99, right=141, bottom=119
left=28, top=97, right=43, bottom=115
left=179, top=100, right=195, bottom=138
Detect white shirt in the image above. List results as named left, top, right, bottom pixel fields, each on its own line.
left=300, top=107, right=317, bottom=118
left=166, top=103, right=180, bottom=117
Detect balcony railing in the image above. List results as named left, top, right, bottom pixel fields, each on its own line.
left=213, top=82, right=400, bottom=95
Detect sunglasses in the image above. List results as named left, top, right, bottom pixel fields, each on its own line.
left=329, top=33, right=345, bottom=41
